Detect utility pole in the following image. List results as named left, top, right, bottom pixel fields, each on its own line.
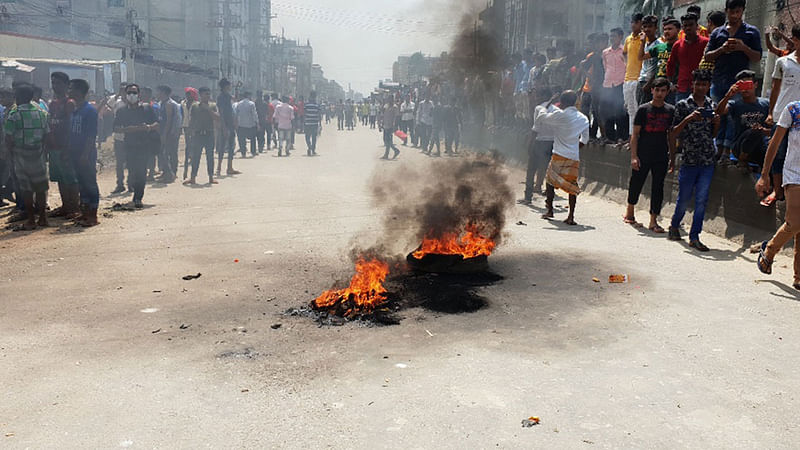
left=126, top=8, right=138, bottom=83
left=222, top=0, right=232, bottom=81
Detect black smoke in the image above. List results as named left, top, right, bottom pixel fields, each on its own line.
left=370, top=154, right=514, bottom=253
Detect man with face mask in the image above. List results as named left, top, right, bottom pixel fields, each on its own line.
left=113, top=83, right=159, bottom=209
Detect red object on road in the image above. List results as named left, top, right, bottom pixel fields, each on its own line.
left=394, top=130, right=408, bottom=140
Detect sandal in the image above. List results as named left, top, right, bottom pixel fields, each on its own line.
left=649, top=224, right=666, bottom=234
left=760, top=192, right=777, bottom=207
left=757, top=240, right=773, bottom=275
left=563, top=218, right=577, bottom=226
left=623, top=216, right=642, bottom=227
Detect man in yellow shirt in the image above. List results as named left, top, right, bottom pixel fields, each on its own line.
left=623, top=13, right=644, bottom=136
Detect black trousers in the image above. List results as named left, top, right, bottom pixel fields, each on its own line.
left=601, top=85, right=628, bottom=141
left=627, top=159, right=668, bottom=215
left=126, top=148, right=149, bottom=203
left=191, top=132, right=215, bottom=179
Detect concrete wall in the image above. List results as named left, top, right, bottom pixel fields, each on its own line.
left=133, top=61, right=217, bottom=94
left=0, top=32, right=123, bottom=61
left=464, top=125, right=783, bottom=247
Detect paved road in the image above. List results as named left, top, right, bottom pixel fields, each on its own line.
left=1, top=125, right=799, bottom=449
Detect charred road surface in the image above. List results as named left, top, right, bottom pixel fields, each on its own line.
left=2, top=126, right=800, bottom=448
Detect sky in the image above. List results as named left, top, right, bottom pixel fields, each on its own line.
left=273, top=0, right=481, bottom=94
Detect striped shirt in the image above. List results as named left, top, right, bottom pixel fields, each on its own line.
left=304, top=102, right=321, bottom=126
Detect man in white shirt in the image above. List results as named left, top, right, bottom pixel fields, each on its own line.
left=400, top=96, right=415, bottom=145
left=234, top=92, right=259, bottom=158
left=534, top=90, right=590, bottom=225
left=274, top=96, right=295, bottom=157
left=417, top=98, right=434, bottom=153
left=111, top=83, right=129, bottom=193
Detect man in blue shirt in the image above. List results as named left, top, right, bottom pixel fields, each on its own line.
left=67, top=79, right=100, bottom=227
left=703, top=0, right=762, bottom=102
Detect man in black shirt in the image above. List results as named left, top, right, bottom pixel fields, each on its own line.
left=625, top=77, right=675, bottom=233
left=215, top=78, right=240, bottom=176
left=114, top=83, right=159, bottom=208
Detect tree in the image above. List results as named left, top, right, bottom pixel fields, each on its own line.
left=622, top=0, right=673, bottom=18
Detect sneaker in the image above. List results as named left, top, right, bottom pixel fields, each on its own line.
left=689, top=240, right=709, bottom=252
left=111, top=186, right=125, bottom=194
left=668, top=226, right=681, bottom=241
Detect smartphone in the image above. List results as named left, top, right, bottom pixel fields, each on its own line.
left=701, top=109, right=714, bottom=118
left=738, top=80, right=755, bottom=91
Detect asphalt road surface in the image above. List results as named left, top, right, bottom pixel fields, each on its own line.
left=2, top=125, right=799, bottom=449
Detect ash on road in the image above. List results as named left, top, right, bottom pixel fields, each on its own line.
left=1, top=126, right=799, bottom=449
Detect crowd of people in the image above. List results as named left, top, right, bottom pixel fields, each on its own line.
left=0, top=76, right=325, bottom=230
left=507, top=0, right=800, bottom=289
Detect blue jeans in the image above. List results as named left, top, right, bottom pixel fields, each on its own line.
left=72, top=149, right=100, bottom=209
left=671, top=164, right=715, bottom=241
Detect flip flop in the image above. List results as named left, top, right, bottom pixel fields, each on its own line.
left=649, top=225, right=666, bottom=234
left=623, top=216, right=643, bottom=227
left=757, top=240, right=773, bottom=275
left=760, top=192, right=777, bottom=207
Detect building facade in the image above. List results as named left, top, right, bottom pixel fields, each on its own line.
left=0, top=0, right=271, bottom=91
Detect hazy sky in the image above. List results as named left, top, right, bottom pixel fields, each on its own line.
left=273, top=0, right=480, bottom=94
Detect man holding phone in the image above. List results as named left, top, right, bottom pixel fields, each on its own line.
left=668, top=70, right=720, bottom=251
left=703, top=0, right=762, bottom=102
left=716, top=70, right=770, bottom=170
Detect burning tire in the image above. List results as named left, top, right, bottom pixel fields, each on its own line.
left=406, top=251, right=489, bottom=274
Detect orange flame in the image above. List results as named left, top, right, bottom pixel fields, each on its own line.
left=313, top=257, right=390, bottom=313
left=412, top=224, right=496, bottom=259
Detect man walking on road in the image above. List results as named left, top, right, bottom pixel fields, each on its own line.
left=114, top=83, right=159, bottom=209
left=381, top=99, right=400, bottom=160
left=234, top=91, right=258, bottom=158
left=304, top=91, right=321, bottom=156
left=757, top=99, right=800, bottom=289
left=668, top=70, right=720, bottom=251
left=535, top=90, right=590, bottom=225
left=275, top=97, right=295, bottom=157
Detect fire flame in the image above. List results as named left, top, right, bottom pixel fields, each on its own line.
left=313, top=257, right=390, bottom=314
left=412, top=224, right=496, bottom=259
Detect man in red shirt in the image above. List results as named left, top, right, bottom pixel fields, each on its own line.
left=667, top=13, right=710, bottom=102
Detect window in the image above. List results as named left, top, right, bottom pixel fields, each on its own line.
left=108, top=0, right=125, bottom=7
left=108, top=21, right=126, bottom=37
left=74, top=22, right=90, bottom=37
left=49, top=20, right=70, bottom=35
